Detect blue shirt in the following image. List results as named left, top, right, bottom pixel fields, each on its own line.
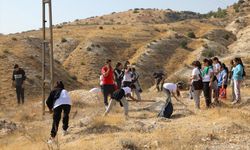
left=218, top=70, right=227, bottom=86
left=233, top=64, right=243, bottom=80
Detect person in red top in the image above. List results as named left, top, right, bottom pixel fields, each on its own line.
left=101, top=59, right=115, bottom=108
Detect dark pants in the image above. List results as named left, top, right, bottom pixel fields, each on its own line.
left=158, top=89, right=173, bottom=118
left=122, top=81, right=132, bottom=87
left=203, top=82, right=211, bottom=108
left=51, top=104, right=71, bottom=138
left=16, top=86, right=24, bottom=104
left=156, top=78, right=164, bottom=92
left=116, top=80, right=122, bottom=89
left=102, top=84, right=115, bottom=106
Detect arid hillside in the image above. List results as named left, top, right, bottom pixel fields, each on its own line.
left=1, top=0, right=250, bottom=149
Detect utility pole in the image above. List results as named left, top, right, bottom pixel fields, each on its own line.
left=42, top=0, right=54, bottom=115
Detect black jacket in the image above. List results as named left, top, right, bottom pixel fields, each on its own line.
left=46, top=88, right=63, bottom=110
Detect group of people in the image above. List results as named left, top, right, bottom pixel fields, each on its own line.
left=190, top=57, right=245, bottom=109
left=11, top=56, right=245, bottom=142
left=100, top=59, right=143, bottom=118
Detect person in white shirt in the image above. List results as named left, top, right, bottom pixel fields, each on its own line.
left=104, top=85, right=137, bottom=119
left=46, top=81, right=71, bottom=142
left=190, top=61, right=203, bottom=109
left=202, top=59, right=214, bottom=108
left=159, top=82, right=183, bottom=118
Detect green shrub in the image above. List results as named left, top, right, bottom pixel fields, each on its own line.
left=99, top=26, right=103, bottom=30
left=187, top=32, right=196, bottom=38
left=81, top=62, right=85, bottom=65
left=223, top=34, right=230, bottom=40
left=180, top=41, right=188, bottom=49
left=204, top=7, right=227, bottom=18
left=133, top=10, right=140, bottom=13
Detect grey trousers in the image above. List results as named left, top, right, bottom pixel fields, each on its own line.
left=105, top=97, right=129, bottom=116
left=234, top=80, right=242, bottom=102
left=231, top=79, right=236, bottom=101
left=193, top=90, right=202, bottom=109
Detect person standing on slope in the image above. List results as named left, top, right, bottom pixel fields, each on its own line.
left=232, top=58, right=244, bottom=104
left=101, top=59, right=115, bottom=108
left=12, top=64, right=26, bottom=105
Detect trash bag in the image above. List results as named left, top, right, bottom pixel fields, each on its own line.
left=158, top=102, right=173, bottom=118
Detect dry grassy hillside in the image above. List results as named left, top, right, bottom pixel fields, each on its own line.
left=1, top=1, right=250, bottom=149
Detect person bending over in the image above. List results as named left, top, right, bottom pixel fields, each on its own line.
left=104, top=85, right=137, bottom=119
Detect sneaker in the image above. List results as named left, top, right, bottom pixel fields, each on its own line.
left=47, top=137, right=55, bottom=144
left=62, top=130, right=68, bottom=136
left=105, top=105, right=109, bottom=110
left=232, top=100, right=239, bottom=105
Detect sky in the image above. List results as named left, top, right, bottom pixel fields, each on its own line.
left=0, top=0, right=238, bottom=34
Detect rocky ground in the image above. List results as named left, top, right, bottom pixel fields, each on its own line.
left=0, top=88, right=249, bottom=150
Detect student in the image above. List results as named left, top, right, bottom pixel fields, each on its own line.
left=218, top=63, right=228, bottom=99
left=232, top=58, right=244, bottom=104
left=101, top=59, right=115, bottom=108
left=202, top=59, right=214, bottom=108
left=153, top=71, right=165, bottom=92
left=12, top=64, right=26, bottom=105
left=104, top=85, right=137, bottom=119
left=228, top=60, right=236, bottom=101
left=122, top=62, right=133, bottom=87
left=46, top=81, right=71, bottom=142
left=210, top=59, right=219, bottom=104
left=212, top=57, right=221, bottom=79
left=114, top=62, right=124, bottom=89
left=158, top=82, right=183, bottom=118
left=190, top=61, right=203, bottom=109
left=131, top=67, right=142, bottom=101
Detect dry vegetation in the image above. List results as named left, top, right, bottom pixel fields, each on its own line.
left=1, top=1, right=250, bottom=149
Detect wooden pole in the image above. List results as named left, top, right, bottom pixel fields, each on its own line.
left=42, top=1, right=46, bottom=115
left=42, top=0, right=54, bottom=115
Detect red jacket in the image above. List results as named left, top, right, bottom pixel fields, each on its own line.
left=101, top=66, right=114, bottom=85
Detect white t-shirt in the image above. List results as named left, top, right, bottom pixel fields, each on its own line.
left=203, top=68, right=213, bottom=82
left=53, top=89, right=71, bottom=109
left=123, top=71, right=132, bottom=82
left=163, top=83, right=177, bottom=93
left=214, top=63, right=221, bottom=78
left=122, top=87, right=132, bottom=95
left=192, top=67, right=201, bottom=82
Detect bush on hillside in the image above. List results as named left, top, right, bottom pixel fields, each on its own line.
left=3, top=49, right=9, bottom=54
left=204, top=7, right=227, bottom=18
left=180, top=41, right=188, bottom=49
left=11, top=37, right=17, bottom=41
left=233, top=3, right=240, bottom=13
left=133, top=10, right=140, bottom=13
left=202, top=49, right=218, bottom=58
left=99, top=26, right=104, bottom=30
left=187, top=32, right=196, bottom=38
left=61, top=37, right=67, bottom=43
left=71, top=75, right=77, bottom=81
